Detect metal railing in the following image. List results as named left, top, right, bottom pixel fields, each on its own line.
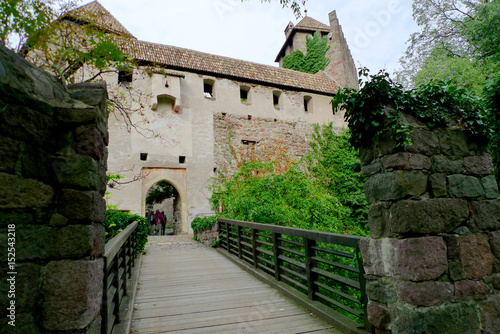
left=102, top=221, right=139, bottom=334
left=218, top=218, right=370, bottom=333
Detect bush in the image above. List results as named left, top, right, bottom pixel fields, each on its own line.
left=103, top=209, right=148, bottom=252
left=191, top=216, right=217, bottom=233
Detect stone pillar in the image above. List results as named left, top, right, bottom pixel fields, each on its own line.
left=359, top=115, right=500, bottom=333
left=0, top=46, right=108, bottom=332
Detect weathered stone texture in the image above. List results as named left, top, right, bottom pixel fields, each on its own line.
left=397, top=282, right=454, bottom=306
left=481, top=176, right=500, bottom=199
left=480, top=294, right=500, bottom=334
left=437, top=129, right=469, bottom=156
left=464, top=154, right=494, bottom=175
left=0, top=173, right=54, bottom=209
left=460, top=234, right=494, bottom=280
left=389, top=199, right=468, bottom=235
left=491, top=230, right=500, bottom=260
left=429, top=173, right=448, bottom=197
left=431, top=155, right=463, bottom=174
left=41, top=260, right=103, bottom=330
left=367, top=302, right=391, bottom=330
left=364, top=171, right=428, bottom=204
left=57, top=189, right=106, bottom=223
left=366, top=280, right=397, bottom=304
left=470, top=200, right=500, bottom=231
left=448, top=174, right=484, bottom=198
left=455, top=280, right=490, bottom=301
left=392, top=303, right=481, bottom=334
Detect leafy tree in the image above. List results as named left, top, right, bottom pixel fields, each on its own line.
left=396, top=0, right=500, bottom=93
left=146, top=181, right=176, bottom=205
left=484, top=74, right=500, bottom=184
left=283, top=32, right=330, bottom=74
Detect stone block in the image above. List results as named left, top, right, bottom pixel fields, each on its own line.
left=0, top=262, right=40, bottom=313
left=51, top=152, right=99, bottom=190
left=429, top=173, right=448, bottom=197
left=389, top=199, right=468, bottom=235
left=446, top=235, right=461, bottom=261
left=360, top=238, right=391, bottom=277
left=437, top=129, right=469, bottom=156
left=49, top=213, right=68, bottom=227
left=92, top=224, right=105, bottom=259
left=0, top=135, right=19, bottom=174
left=382, top=152, right=431, bottom=171
left=57, top=189, right=106, bottom=223
left=460, top=234, right=494, bottom=279
left=368, top=202, right=390, bottom=239
left=395, top=236, right=448, bottom=281
left=397, top=282, right=453, bottom=306
left=481, top=176, right=500, bottom=199
left=449, top=261, right=467, bottom=281
left=0, top=173, right=54, bottom=209
left=490, top=230, right=500, bottom=260
left=0, top=313, right=39, bottom=334
left=74, top=124, right=106, bottom=161
left=41, top=259, right=103, bottom=331
left=364, top=171, right=428, bottom=204
left=448, top=175, right=484, bottom=199
left=367, top=301, right=391, bottom=330
left=492, top=274, right=500, bottom=290
left=407, top=129, right=441, bottom=155
left=362, top=161, right=382, bottom=177
left=455, top=280, right=490, bottom=300
left=392, top=303, right=481, bottom=334
left=18, top=143, right=52, bottom=183
left=470, top=200, right=500, bottom=230
left=366, top=280, right=397, bottom=304
left=480, top=294, right=500, bottom=334
left=464, top=154, right=494, bottom=175
left=359, top=146, right=375, bottom=166
left=0, top=211, right=34, bottom=227
left=431, top=155, right=463, bottom=174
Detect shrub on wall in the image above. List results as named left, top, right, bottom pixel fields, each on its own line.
left=191, top=216, right=217, bottom=233
left=104, top=209, right=148, bottom=252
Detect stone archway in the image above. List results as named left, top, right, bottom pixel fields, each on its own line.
left=141, top=168, right=189, bottom=234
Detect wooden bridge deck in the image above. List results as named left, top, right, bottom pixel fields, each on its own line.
left=130, top=236, right=341, bottom=334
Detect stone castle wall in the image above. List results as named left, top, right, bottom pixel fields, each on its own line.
left=214, top=112, right=311, bottom=175
left=0, top=46, right=108, bottom=333
left=360, top=115, right=500, bottom=333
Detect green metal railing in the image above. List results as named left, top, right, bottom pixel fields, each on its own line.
left=102, top=221, right=138, bottom=334
left=218, top=218, right=370, bottom=333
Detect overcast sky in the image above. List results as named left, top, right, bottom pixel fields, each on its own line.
left=95, top=0, right=419, bottom=76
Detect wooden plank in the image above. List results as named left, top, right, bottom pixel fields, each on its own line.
left=131, top=236, right=339, bottom=334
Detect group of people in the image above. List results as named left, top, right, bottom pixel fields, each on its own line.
left=146, top=210, right=168, bottom=236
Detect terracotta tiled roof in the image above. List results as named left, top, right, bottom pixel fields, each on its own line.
left=66, top=0, right=135, bottom=38
left=126, top=39, right=338, bottom=95
left=295, top=16, right=331, bottom=32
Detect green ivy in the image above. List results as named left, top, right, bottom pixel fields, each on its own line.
left=283, top=32, right=330, bottom=74
left=332, top=68, right=487, bottom=149
left=103, top=209, right=148, bottom=252
left=191, top=216, right=217, bottom=233
left=484, top=74, right=500, bottom=184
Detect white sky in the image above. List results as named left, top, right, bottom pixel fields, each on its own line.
left=94, top=0, right=419, bottom=76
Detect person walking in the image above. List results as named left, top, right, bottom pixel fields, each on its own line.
left=146, top=211, right=153, bottom=236
left=160, top=211, right=166, bottom=235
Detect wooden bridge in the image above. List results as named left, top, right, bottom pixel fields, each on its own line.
left=104, top=219, right=369, bottom=334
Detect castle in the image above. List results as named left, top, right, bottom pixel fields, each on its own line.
left=68, top=1, right=357, bottom=233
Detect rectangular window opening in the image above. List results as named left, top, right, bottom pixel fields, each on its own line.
left=179, top=156, right=186, bottom=164
left=247, top=115, right=252, bottom=120
left=204, top=79, right=214, bottom=99
left=304, top=96, right=312, bottom=112
left=118, top=69, right=133, bottom=84
left=140, top=153, right=148, bottom=161
left=273, top=91, right=281, bottom=110
left=240, top=86, right=250, bottom=103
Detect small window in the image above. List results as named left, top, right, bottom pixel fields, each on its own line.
left=204, top=79, right=215, bottom=99
left=247, top=115, right=252, bottom=120
left=213, top=167, right=217, bottom=173
left=273, top=91, right=282, bottom=110
left=240, top=86, right=250, bottom=103
left=118, top=69, right=133, bottom=84
left=140, top=153, right=148, bottom=161
left=179, top=156, right=186, bottom=164
left=304, top=96, right=312, bottom=112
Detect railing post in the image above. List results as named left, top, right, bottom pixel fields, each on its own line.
left=356, top=247, right=372, bottom=333
left=237, top=225, right=242, bottom=259
left=272, top=232, right=281, bottom=281
left=304, top=238, right=318, bottom=300
left=102, top=257, right=109, bottom=334
left=225, top=223, right=231, bottom=253
left=252, top=228, right=258, bottom=268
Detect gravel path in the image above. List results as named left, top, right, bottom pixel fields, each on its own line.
left=144, top=235, right=206, bottom=254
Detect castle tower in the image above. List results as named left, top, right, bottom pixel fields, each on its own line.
left=275, top=11, right=358, bottom=89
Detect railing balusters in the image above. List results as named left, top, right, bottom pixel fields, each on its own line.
left=252, top=228, right=258, bottom=268
left=237, top=225, right=242, bottom=259
left=304, top=238, right=318, bottom=300
left=272, top=232, right=281, bottom=281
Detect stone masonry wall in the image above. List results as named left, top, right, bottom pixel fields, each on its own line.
left=214, top=112, right=310, bottom=175
left=359, top=114, right=500, bottom=333
left=0, top=46, right=108, bottom=333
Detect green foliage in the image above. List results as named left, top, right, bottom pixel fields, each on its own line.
left=333, top=68, right=486, bottom=149
left=305, top=126, right=368, bottom=231
left=103, top=209, right=148, bottom=252
left=484, top=74, right=500, bottom=184
left=283, top=32, right=329, bottom=74
left=191, top=216, right=217, bottom=233
left=146, top=181, right=175, bottom=205
left=211, top=128, right=369, bottom=236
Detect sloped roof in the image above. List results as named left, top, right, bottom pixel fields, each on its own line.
left=295, top=16, right=331, bottom=32
left=125, top=39, right=338, bottom=95
left=66, top=0, right=135, bottom=38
